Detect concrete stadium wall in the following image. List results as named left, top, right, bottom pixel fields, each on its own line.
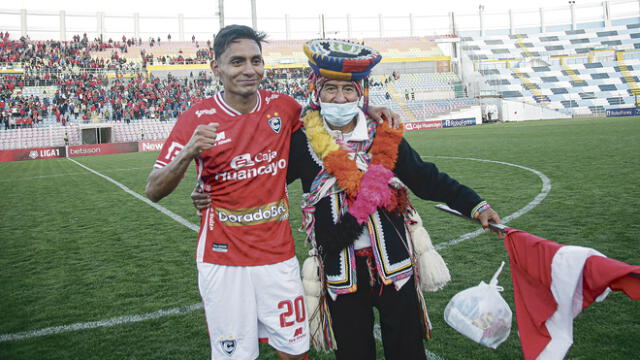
left=425, top=106, right=482, bottom=124
left=498, top=99, right=572, bottom=122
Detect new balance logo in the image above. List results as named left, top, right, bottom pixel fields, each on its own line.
left=214, top=131, right=231, bottom=146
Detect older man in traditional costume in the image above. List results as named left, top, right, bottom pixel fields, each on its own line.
left=287, top=39, right=501, bottom=360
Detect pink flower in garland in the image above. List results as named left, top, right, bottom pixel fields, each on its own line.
left=348, top=164, right=394, bottom=224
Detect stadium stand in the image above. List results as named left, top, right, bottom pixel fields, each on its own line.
left=8, top=16, right=640, bottom=150
left=1, top=29, right=473, bottom=151
left=369, top=71, right=476, bottom=120
left=463, top=23, right=640, bottom=115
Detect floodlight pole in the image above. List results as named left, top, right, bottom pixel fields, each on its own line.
left=251, top=0, right=257, bottom=30
left=569, top=1, right=576, bottom=31
left=218, top=0, right=225, bottom=29
left=479, top=5, right=485, bottom=37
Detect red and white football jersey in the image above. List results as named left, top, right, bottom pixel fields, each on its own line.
left=155, top=90, right=302, bottom=266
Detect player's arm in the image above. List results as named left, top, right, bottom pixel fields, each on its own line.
left=145, top=123, right=219, bottom=202
left=367, top=105, right=401, bottom=128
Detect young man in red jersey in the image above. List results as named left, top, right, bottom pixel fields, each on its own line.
left=145, top=25, right=394, bottom=360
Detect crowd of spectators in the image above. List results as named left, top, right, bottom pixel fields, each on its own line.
left=0, top=32, right=396, bottom=130
left=261, top=68, right=311, bottom=101
left=0, top=32, right=139, bottom=72
left=0, top=71, right=216, bottom=129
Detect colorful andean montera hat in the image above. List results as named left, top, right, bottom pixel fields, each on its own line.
left=303, top=39, right=382, bottom=110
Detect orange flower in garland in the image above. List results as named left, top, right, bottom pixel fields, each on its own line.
left=323, top=150, right=363, bottom=196
left=370, top=121, right=404, bottom=170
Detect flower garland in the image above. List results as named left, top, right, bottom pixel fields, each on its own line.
left=302, top=109, right=406, bottom=224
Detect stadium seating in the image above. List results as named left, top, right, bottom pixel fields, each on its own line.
left=0, top=120, right=176, bottom=150
left=0, top=30, right=476, bottom=150
left=370, top=73, right=476, bottom=120
left=463, top=23, right=640, bottom=115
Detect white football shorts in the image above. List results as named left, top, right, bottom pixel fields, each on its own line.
left=197, top=257, right=310, bottom=359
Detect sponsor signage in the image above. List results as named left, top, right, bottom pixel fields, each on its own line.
left=403, top=117, right=478, bottom=131
left=404, top=120, right=443, bottom=131
left=2, top=139, right=170, bottom=163
left=138, top=140, right=165, bottom=152
left=68, top=142, right=138, bottom=157
left=402, top=118, right=476, bottom=131
left=442, top=118, right=477, bottom=128
left=0, top=146, right=66, bottom=163
left=606, top=107, right=639, bottom=117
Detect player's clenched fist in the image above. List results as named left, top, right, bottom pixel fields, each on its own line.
left=185, top=123, right=220, bottom=157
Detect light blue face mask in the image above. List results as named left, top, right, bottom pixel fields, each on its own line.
left=320, top=101, right=360, bottom=127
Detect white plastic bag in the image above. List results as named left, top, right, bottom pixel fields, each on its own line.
left=444, top=261, right=512, bottom=349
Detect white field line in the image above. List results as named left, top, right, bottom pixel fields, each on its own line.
left=66, top=158, right=199, bottom=232
left=1, top=156, right=550, bottom=359
left=0, top=166, right=149, bottom=183
left=0, top=304, right=203, bottom=342
left=427, top=156, right=552, bottom=251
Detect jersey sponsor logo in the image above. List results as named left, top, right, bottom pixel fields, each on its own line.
left=195, top=108, right=217, bottom=118
left=216, top=199, right=289, bottom=226
left=230, top=153, right=255, bottom=170
left=164, top=141, right=184, bottom=161
left=214, top=131, right=232, bottom=146
left=266, top=113, right=282, bottom=134
left=212, top=243, right=228, bottom=253
left=215, top=158, right=286, bottom=182
left=217, top=150, right=284, bottom=182
left=218, top=338, right=237, bottom=356
left=265, top=93, right=280, bottom=104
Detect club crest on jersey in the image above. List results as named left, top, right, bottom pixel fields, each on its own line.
left=267, top=113, right=282, bottom=134
left=219, top=339, right=237, bottom=356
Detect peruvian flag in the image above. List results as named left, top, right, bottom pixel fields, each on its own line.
left=503, top=228, right=640, bottom=360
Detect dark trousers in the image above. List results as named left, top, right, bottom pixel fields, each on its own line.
left=327, top=255, right=427, bottom=360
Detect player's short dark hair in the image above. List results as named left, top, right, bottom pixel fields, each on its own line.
left=214, top=25, right=267, bottom=60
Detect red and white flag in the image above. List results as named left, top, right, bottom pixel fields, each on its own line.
left=503, top=228, right=640, bottom=360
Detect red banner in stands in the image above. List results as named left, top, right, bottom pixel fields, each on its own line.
left=67, top=142, right=138, bottom=157
left=138, top=140, right=165, bottom=153
left=403, top=120, right=443, bottom=131
left=0, top=146, right=66, bottom=163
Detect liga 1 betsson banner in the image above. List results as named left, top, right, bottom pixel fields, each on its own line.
left=0, top=146, right=66, bottom=163
left=67, top=142, right=138, bottom=157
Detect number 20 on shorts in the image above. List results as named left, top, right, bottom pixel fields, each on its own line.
left=278, top=296, right=306, bottom=327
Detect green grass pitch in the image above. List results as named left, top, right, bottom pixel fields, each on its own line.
left=1, top=117, right=639, bottom=359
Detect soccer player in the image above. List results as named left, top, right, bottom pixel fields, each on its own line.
left=145, top=25, right=395, bottom=360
